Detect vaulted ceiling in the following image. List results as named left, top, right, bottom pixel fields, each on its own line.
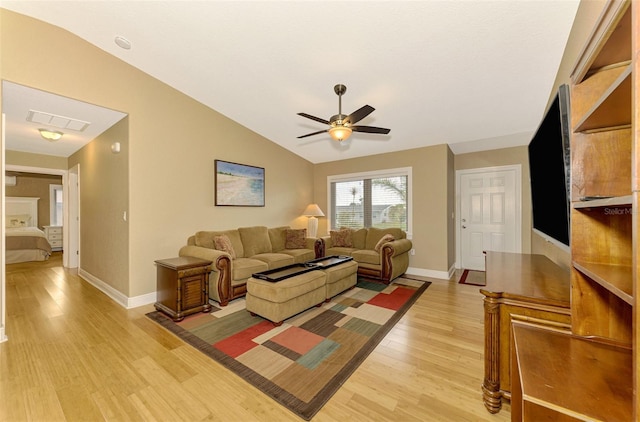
left=1, top=1, right=580, bottom=163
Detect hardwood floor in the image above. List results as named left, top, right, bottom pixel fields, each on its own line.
left=1, top=255, right=511, bottom=421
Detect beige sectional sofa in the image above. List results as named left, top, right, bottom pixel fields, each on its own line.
left=322, top=227, right=412, bottom=283
left=179, top=226, right=322, bottom=306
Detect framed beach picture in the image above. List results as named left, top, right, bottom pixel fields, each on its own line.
left=215, top=160, right=265, bottom=207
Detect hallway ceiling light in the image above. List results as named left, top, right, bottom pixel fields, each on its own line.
left=38, top=128, right=64, bottom=141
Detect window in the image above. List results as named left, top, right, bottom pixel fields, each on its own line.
left=328, top=167, right=411, bottom=234
left=50, top=184, right=63, bottom=226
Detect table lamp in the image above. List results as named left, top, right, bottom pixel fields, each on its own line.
left=302, top=203, right=324, bottom=238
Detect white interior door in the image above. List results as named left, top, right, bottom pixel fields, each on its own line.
left=458, top=166, right=521, bottom=270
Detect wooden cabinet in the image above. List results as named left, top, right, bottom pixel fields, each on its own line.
left=154, top=257, right=212, bottom=321
left=43, top=225, right=63, bottom=251
left=480, top=252, right=571, bottom=414
left=510, top=1, right=637, bottom=420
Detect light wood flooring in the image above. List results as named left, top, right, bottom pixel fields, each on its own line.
left=1, top=254, right=511, bottom=421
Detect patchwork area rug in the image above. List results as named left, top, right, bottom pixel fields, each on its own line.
left=146, top=277, right=430, bottom=420
left=458, top=269, right=486, bottom=286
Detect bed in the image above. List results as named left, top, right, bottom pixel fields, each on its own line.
left=5, top=197, right=52, bottom=264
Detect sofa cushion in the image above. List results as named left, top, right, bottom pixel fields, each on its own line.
left=232, top=257, right=269, bottom=281
left=374, top=234, right=395, bottom=252
left=365, top=227, right=406, bottom=250
left=195, top=229, right=244, bottom=258
left=326, top=246, right=357, bottom=257
left=350, top=228, right=367, bottom=249
left=239, top=226, right=272, bottom=257
left=214, top=234, right=237, bottom=258
left=280, top=249, right=315, bottom=263
left=268, top=226, right=289, bottom=252
left=285, top=228, right=307, bottom=249
left=251, top=253, right=295, bottom=269
left=330, top=229, right=352, bottom=247
left=352, top=249, right=380, bottom=265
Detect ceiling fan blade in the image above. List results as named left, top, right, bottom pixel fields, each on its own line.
left=297, top=129, right=329, bottom=139
left=297, top=112, right=330, bottom=125
left=351, top=125, right=391, bottom=135
left=344, top=105, right=375, bottom=125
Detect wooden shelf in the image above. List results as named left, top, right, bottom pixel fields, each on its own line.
left=572, top=260, right=633, bottom=305
left=573, top=64, right=631, bottom=133
left=573, top=194, right=632, bottom=209
left=511, top=322, right=633, bottom=422
left=571, top=0, right=631, bottom=84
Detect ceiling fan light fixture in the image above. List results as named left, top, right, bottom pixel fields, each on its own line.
left=38, top=128, right=64, bottom=142
left=329, top=126, right=352, bottom=142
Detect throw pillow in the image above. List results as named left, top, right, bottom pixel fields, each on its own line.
left=285, top=228, right=307, bottom=249
left=6, top=214, right=31, bottom=228
left=374, top=234, right=395, bottom=252
left=214, top=234, right=236, bottom=259
left=330, top=229, right=353, bottom=247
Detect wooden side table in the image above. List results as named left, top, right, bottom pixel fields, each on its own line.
left=154, top=256, right=212, bottom=321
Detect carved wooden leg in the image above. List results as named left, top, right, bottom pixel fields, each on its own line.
left=482, top=297, right=502, bottom=413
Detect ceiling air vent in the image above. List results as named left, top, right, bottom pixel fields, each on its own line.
left=26, top=110, right=90, bottom=132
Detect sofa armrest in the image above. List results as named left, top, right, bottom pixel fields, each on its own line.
left=179, top=245, right=228, bottom=261
left=383, top=238, right=412, bottom=256
left=378, top=238, right=412, bottom=282
left=321, top=236, right=332, bottom=249
left=307, top=237, right=325, bottom=258
left=179, top=245, right=233, bottom=305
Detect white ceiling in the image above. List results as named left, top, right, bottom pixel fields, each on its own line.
left=1, top=1, right=580, bottom=163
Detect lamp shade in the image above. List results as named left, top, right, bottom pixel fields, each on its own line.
left=303, top=203, right=325, bottom=217
left=329, top=126, right=352, bottom=142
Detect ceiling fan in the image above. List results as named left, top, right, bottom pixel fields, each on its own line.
left=297, top=84, right=391, bottom=142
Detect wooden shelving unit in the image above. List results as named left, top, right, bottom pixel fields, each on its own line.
left=569, top=0, right=633, bottom=343
left=510, top=1, right=638, bottom=420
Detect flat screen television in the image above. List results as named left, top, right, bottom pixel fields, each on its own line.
left=528, top=84, right=571, bottom=248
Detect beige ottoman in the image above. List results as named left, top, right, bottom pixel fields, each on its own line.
left=246, top=270, right=326, bottom=325
left=322, top=260, right=358, bottom=300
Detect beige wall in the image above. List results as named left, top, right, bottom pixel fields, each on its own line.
left=314, top=144, right=453, bottom=275
left=5, top=151, right=68, bottom=170
left=69, top=118, right=129, bottom=294
left=1, top=9, right=314, bottom=300
left=4, top=173, right=62, bottom=227
left=446, top=147, right=455, bottom=269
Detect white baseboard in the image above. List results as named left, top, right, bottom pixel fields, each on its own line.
left=78, top=268, right=156, bottom=309
left=406, top=265, right=453, bottom=280
left=129, top=292, right=157, bottom=309
left=0, top=326, right=7, bottom=343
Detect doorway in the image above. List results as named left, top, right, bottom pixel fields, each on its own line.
left=1, top=81, right=127, bottom=344
left=4, top=165, right=78, bottom=268
left=456, top=165, right=522, bottom=270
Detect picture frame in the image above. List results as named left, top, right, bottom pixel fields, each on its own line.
left=215, top=160, right=265, bottom=207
